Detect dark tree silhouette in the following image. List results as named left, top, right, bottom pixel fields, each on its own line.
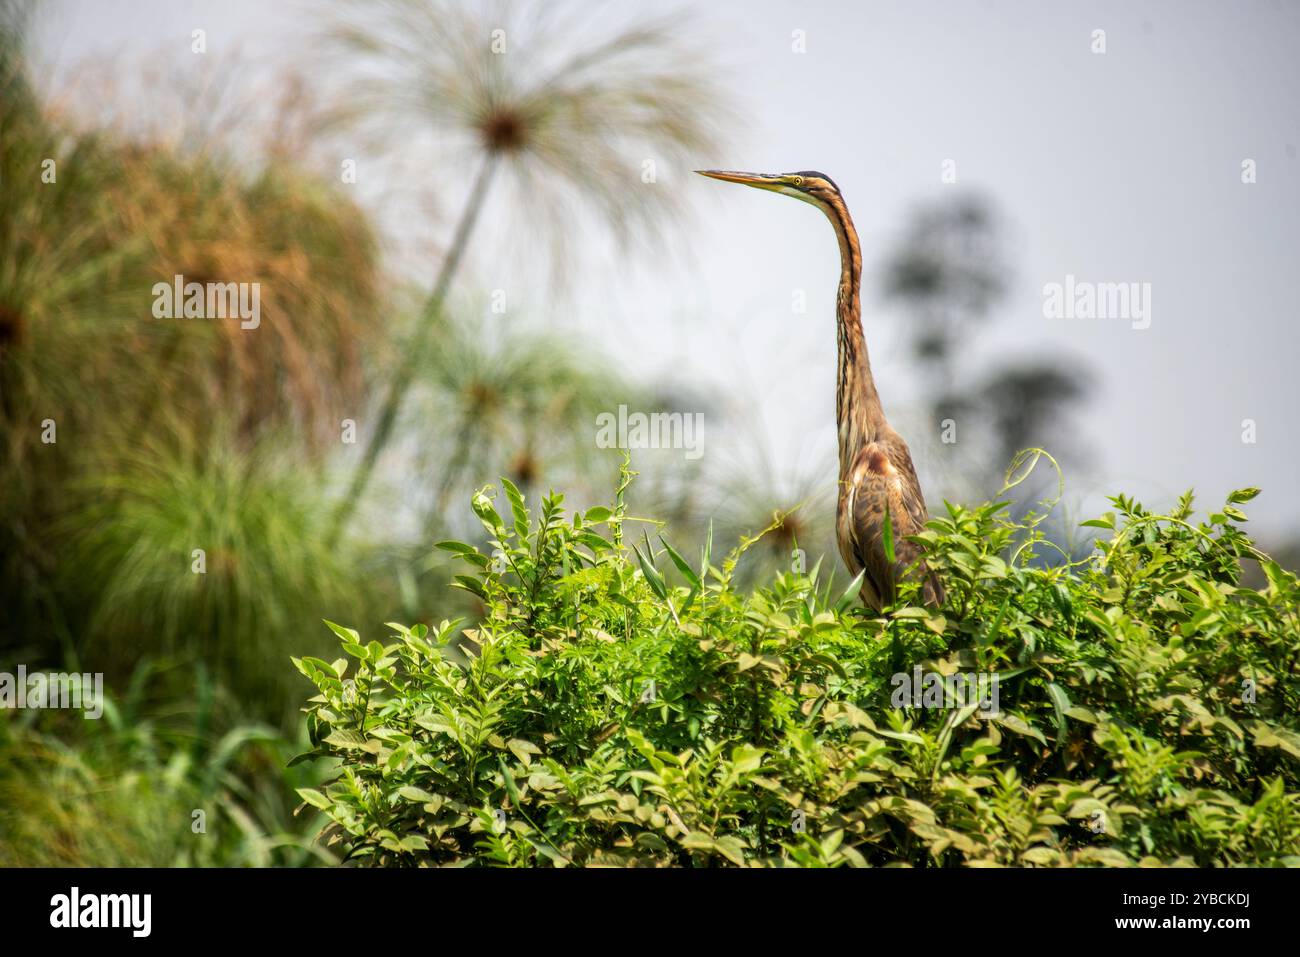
left=883, top=194, right=1092, bottom=501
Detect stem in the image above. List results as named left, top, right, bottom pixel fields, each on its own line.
left=327, top=154, right=501, bottom=545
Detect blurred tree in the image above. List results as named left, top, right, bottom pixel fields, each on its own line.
left=709, top=450, right=838, bottom=589
left=318, top=0, right=732, bottom=540
left=0, top=1, right=35, bottom=120
left=413, top=310, right=649, bottom=540
left=883, top=194, right=1092, bottom=502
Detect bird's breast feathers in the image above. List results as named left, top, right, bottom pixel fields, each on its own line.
left=838, top=438, right=922, bottom=554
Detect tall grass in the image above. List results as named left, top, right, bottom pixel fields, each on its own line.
left=58, top=426, right=369, bottom=717
left=0, top=661, right=332, bottom=867
left=0, top=9, right=389, bottom=721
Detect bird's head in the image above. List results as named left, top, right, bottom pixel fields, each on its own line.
left=695, top=169, right=843, bottom=212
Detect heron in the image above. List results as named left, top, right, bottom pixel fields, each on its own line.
left=697, top=169, right=943, bottom=610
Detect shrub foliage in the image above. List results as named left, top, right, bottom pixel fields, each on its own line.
left=293, top=459, right=1300, bottom=866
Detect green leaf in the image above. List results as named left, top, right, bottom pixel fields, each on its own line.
left=1046, top=681, right=1071, bottom=744
left=499, top=756, right=524, bottom=806
left=324, top=729, right=368, bottom=749
left=507, top=738, right=541, bottom=766
left=1251, top=723, right=1300, bottom=761
left=471, top=489, right=504, bottom=533
left=882, top=506, right=896, bottom=564
left=398, top=835, right=429, bottom=853
left=1064, top=705, right=1098, bottom=724
left=891, top=607, right=930, bottom=620
left=731, top=744, right=763, bottom=775
left=295, top=788, right=332, bottom=811
left=993, top=712, right=1048, bottom=746
left=323, top=620, right=360, bottom=644
left=834, top=570, right=866, bottom=613
left=435, top=540, right=478, bottom=555
left=820, top=829, right=845, bottom=857
left=451, top=575, right=486, bottom=599
left=659, top=535, right=700, bottom=587
left=712, top=835, right=748, bottom=865
left=632, top=542, right=668, bottom=600
left=501, top=476, right=529, bottom=539
left=397, top=786, right=438, bottom=803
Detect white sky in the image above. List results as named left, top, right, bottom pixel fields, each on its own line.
left=31, top=0, right=1300, bottom=543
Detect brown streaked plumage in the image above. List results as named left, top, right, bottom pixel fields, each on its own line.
left=697, top=169, right=943, bottom=611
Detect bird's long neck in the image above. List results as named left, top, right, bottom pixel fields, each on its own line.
left=822, top=193, right=886, bottom=478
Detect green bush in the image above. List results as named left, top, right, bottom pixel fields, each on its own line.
left=292, top=459, right=1300, bottom=866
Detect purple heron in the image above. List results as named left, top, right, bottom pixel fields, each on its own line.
left=698, top=169, right=943, bottom=610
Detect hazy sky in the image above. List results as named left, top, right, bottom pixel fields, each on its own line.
left=32, top=0, right=1300, bottom=540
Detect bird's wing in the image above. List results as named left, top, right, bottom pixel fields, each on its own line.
left=842, top=434, right=939, bottom=609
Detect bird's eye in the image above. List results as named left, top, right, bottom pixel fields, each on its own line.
left=791, top=175, right=805, bottom=187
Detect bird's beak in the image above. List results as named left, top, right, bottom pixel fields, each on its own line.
left=695, top=169, right=786, bottom=192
